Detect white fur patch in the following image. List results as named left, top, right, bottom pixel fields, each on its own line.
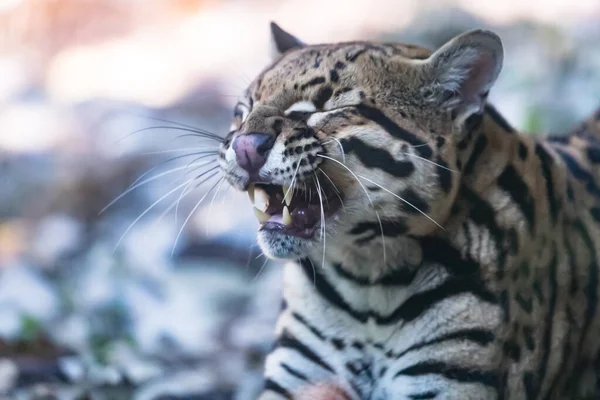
left=284, top=101, right=317, bottom=115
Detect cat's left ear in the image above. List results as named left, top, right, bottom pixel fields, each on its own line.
left=270, top=22, right=305, bottom=58
left=423, top=29, right=503, bottom=124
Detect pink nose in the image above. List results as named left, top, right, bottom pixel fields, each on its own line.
left=232, top=133, right=275, bottom=174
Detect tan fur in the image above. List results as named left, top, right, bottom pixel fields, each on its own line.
left=220, top=25, right=600, bottom=399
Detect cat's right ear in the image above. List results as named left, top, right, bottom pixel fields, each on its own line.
left=270, top=22, right=305, bottom=58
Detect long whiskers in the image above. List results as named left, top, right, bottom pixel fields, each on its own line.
left=357, top=174, right=445, bottom=230
left=118, top=126, right=224, bottom=144
left=113, top=179, right=194, bottom=252
left=100, top=160, right=216, bottom=214
left=317, top=154, right=386, bottom=265
left=171, top=173, right=222, bottom=256
left=314, top=175, right=327, bottom=270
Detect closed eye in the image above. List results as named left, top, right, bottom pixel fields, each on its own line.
left=287, top=111, right=313, bottom=121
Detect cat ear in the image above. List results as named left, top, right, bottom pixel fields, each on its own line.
left=270, top=22, right=305, bottom=58
left=423, top=29, right=503, bottom=123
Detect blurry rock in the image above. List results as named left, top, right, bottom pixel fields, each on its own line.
left=31, top=215, right=82, bottom=267
left=0, top=359, right=18, bottom=394
left=133, top=369, right=218, bottom=400
left=108, top=343, right=163, bottom=384
left=0, top=264, right=60, bottom=323
left=57, top=357, right=85, bottom=383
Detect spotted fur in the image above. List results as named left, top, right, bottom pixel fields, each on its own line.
left=219, top=23, right=600, bottom=399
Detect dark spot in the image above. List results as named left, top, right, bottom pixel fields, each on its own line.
left=272, top=119, right=283, bottom=135
left=400, top=188, right=430, bottom=214
left=436, top=136, right=446, bottom=148
left=334, top=61, right=345, bottom=69
left=503, top=340, right=521, bottom=362
left=300, top=77, right=326, bottom=90
left=329, top=70, right=339, bottom=83
left=518, top=142, right=528, bottom=160
left=313, top=86, right=333, bottom=109
left=331, top=338, right=345, bottom=350
left=588, top=145, right=600, bottom=163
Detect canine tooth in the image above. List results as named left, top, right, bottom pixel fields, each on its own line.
left=283, top=185, right=292, bottom=206
left=254, top=187, right=269, bottom=211
left=282, top=206, right=292, bottom=225
left=247, top=183, right=255, bottom=203
left=253, top=207, right=270, bottom=223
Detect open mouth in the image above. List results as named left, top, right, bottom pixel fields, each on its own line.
left=248, top=180, right=342, bottom=239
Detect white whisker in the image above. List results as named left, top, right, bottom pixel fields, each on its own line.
left=171, top=173, right=221, bottom=256
left=357, top=174, right=445, bottom=230
left=100, top=161, right=215, bottom=214
left=114, top=179, right=194, bottom=252
left=402, top=152, right=457, bottom=172
left=317, top=154, right=386, bottom=264
left=314, top=175, right=327, bottom=270
left=321, top=137, right=346, bottom=164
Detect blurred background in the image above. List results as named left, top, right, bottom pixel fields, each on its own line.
left=0, top=0, right=598, bottom=399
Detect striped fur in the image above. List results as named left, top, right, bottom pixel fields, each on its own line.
left=219, top=24, right=600, bottom=399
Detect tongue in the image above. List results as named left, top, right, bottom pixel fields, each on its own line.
left=266, top=205, right=321, bottom=230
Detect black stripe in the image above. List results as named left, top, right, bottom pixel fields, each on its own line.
left=264, top=378, right=292, bottom=399
left=333, top=263, right=417, bottom=286
left=460, top=187, right=506, bottom=277
left=419, top=236, right=480, bottom=276
left=535, top=144, right=559, bottom=224
left=565, top=233, right=578, bottom=295
left=292, top=312, right=327, bottom=341
left=391, top=328, right=495, bottom=359
left=572, top=220, right=598, bottom=365
left=497, top=165, right=536, bottom=234
left=394, top=361, right=500, bottom=388
left=300, top=76, right=326, bottom=90
left=313, top=86, right=333, bottom=109
left=590, top=207, right=600, bottom=222
left=555, top=148, right=600, bottom=197
left=463, top=134, right=487, bottom=175
left=348, top=219, right=408, bottom=244
left=436, top=157, right=453, bottom=193
left=340, top=137, right=415, bottom=178
left=280, top=362, right=308, bottom=381
left=523, top=372, right=535, bottom=400
left=534, top=249, right=558, bottom=399
left=277, top=330, right=335, bottom=373
left=408, top=391, right=438, bottom=399
left=299, top=258, right=369, bottom=323
left=514, top=293, right=533, bottom=313
left=400, top=188, right=430, bottom=214
left=484, top=104, right=514, bottom=133
left=376, top=276, right=497, bottom=325
left=354, top=104, right=433, bottom=159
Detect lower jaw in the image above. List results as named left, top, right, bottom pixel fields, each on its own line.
left=257, top=227, right=316, bottom=260
left=259, top=221, right=318, bottom=239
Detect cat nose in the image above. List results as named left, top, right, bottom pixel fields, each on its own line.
left=232, top=132, right=275, bottom=174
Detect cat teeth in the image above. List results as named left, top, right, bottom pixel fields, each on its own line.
left=254, top=187, right=269, bottom=212
left=247, top=183, right=255, bottom=204
left=283, top=185, right=292, bottom=206
left=253, top=207, right=270, bottom=223
left=282, top=206, right=292, bottom=226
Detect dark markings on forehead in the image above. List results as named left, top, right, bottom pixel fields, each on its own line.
left=340, top=137, right=415, bottom=178
left=314, top=86, right=333, bottom=109
left=300, top=76, right=326, bottom=90
left=329, top=70, right=339, bottom=83
left=355, top=104, right=433, bottom=159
